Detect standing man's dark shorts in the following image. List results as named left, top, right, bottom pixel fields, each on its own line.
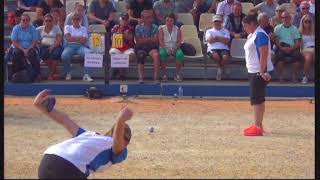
left=249, top=73, right=269, bottom=105
left=135, top=44, right=159, bottom=64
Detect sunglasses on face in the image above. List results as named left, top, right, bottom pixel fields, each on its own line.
left=301, top=7, right=309, bottom=10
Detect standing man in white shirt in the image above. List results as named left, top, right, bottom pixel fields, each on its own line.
left=205, top=15, right=230, bottom=80
left=216, top=0, right=238, bottom=19
left=242, top=15, right=274, bottom=136
left=34, top=89, right=133, bottom=179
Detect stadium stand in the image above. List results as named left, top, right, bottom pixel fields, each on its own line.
left=176, top=13, right=194, bottom=25
left=198, top=13, right=214, bottom=32
left=180, top=25, right=198, bottom=40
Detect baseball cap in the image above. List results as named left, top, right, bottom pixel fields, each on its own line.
left=105, top=123, right=132, bottom=143
left=212, top=15, right=223, bottom=22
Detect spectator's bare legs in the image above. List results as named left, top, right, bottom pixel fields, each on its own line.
left=161, top=61, right=168, bottom=78
left=254, top=102, right=265, bottom=130
left=45, top=60, right=53, bottom=77
left=277, top=61, right=285, bottom=82
left=138, top=64, right=144, bottom=82
left=212, top=53, right=222, bottom=66
left=221, top=54, right=229, bottom=71
left=149, top=49, right=160, bottom=81
left=52, top=60, right=59, bottom=77
left=292, top=61, right=300, bottom=82
left=175, top=60, right=182, bottom=77
left=303, top=52, right=314, bottom=78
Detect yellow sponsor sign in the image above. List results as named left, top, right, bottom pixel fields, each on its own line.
left=92, top=33, right=102, bottom=47
left=112, top=33, right=124, bottom=48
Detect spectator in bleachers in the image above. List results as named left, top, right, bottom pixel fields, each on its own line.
left=278, top=0, right=290, bottom=5
left=35, top=0, right=65, bottom=28
left=191, top=0, right=209, bottom=30
left=174, top=0, right=194, bottom=13
left=205, top=15, right=230, bottom=81
left=65, top=3, right=89, bottom=29
left=207, top=0, right=218, bottom=13
left=61, top=14, right=94, bottom=82
left=37, top=13, right=63, bottom=80
left=7, top=12, right=19, bottom=28
left=109, top=13, right=135, bottom=80
left=270, top=4, right=286, bottom=28
left=253, top=0, right=278, bottom=19
left=299, top=14, right=314, bottom=84
left=253, top=0, right=263, bottom=5
left=247, top=8, right=258, bottom=17
left=309, top=0, right=315, bottom=14
left=274, top=11, right=303, bottom=83
left=158, top=13, right=184, bottom=82
left=126, top=0, right=153, bottom=27
left=224, top=2, right=247, bottom=39
left=50, top=8, right=63, bottom=31
left=258, top=13, right=275, bottom=48
left=88, top=0, right=116, bottom=32
left=153, top=0, right=176, bottom=25
left=135, top=10, right=160, bottom=83
left=291, top=0, right=302, bottom=16
left=16, top=0, right=40, bottom=15
left=292, top=1, right=314, bottom=28
left=216, top=0, right=239, bottom=19
left=11, top=13, right=40, bottom=82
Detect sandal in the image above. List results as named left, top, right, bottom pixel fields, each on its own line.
left=52, top=74, right=60, bottom=80
left=162, top=75, right=168, bottom=82
left=174, top=74, right=183, bottom=82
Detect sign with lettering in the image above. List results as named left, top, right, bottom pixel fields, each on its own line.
left=111, top=33, right=124, bottom=48
left=84, top=53, right=103, bottom=68
left=111, top=54, right=129, bottom=68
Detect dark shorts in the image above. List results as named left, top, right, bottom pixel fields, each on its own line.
left=208, top=49, right=230, bottom=60
left=38, top=154, right=88, bottom=179
left=249, top=73, right=269, bottom=105
left=39, top=45, right=63, bottom=61
left=275, top=49, right=303, bottom=64
left=135, top=44, right=159, bottom=64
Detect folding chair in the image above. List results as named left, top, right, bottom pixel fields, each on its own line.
left=199, top=13, right=214, bottom=32
left=176, top=13, right=194, bottom=25
left=115, top=1, right=127, bottom=13
left=230, top=38, right=247, bottom=60
left=66, top=0, right=85, bottom=15
left=241, top=2, right=254, bottom=15
left=180, top=25, right=198, bottom=40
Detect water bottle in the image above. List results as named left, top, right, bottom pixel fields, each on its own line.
left=178, top=86, right=183, bottom=97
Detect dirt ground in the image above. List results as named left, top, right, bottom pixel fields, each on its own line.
left=4, top=96, right=315, bottom=179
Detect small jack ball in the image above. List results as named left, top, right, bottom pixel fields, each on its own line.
left=149, top=127, right=154, bottom=133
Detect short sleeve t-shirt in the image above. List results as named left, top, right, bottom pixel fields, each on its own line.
left=135, top=24, right=158, bottom=38
left=21, top=0, right=40, bottom=7
left=11, top=24, right=38, bottom=49
left=44, top=128, right=128, bottom=176
left=153, top=1, right=176, bottom=23
left=205, top=27, right=230, bottom=51
left=174, top=0, right=194, bottom=13
left=64, top=25, right=88, bottom=39
left=88, top=0, right=116, bottom=24
left=128, top=0, right=153, bottom=18
left=37, top=25, right=62, bottom=46
left=254, top=1, right=277, bottom=18
left=274, top=24, right=301, bottom=46
left=37, top=0, right=63, bottom=15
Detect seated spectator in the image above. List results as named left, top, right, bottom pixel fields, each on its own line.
left=224, top=2, right=247, bottom=39
left=207, top=0, right=218, bottom=13
left=270, top=4, right=286, bottom=28
left=88, top=0, right=116, bottom=32
left=253, top=0, right=278, bottom=19
left=109, top=13, right=135, bottom=80
left=274, top=11, right=303, bottom=83
left=35, top=0, right=65, bottom=28
left=65, top=3, right=89, bottom=29
left=277, top=0, right=290, bottom=5
left=135, top=10, right=160, bottom=83
left=50, top=8, right=63, bottom=31
left=216, top=0, right=239, bottom=19
left=191, top=0, right=209, bottom=30
left=11, top=13, right=40, bottom=82
left=247, top=8, right=258, bottom=17
left=153, top=0, right=177, bottom=26
left=126, top=0, right=153, bottom=27
left=174, top=0, right=194, bottom=13
left=61, top=14, right=94, bottom=82
left=37, top=14, right=63, bottom=80
left=292, top=1, right=314, bottom=28
left=158, top=13, right=184, bottom=82
left=205, top=15, right=230, bottom=81
left=309, top=0, right=315, bottom=14
left=16, top=0, right=40, bottom=15
left=291, top=0, right=302, bottom=16
left=258, top=13, right=275, bottom=48
left=7, top=12, right=19, bottom=28
left=299, top=14, right=314, bottom=84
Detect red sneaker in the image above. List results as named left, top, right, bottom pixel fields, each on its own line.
left=243, top=124, right=263, bottom=136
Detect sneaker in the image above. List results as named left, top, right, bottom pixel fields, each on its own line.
left=162, top=75, right=168, bottom=82
left=83, top=74, right=94, bottom=82
left=216, top=68, right=222, bottom=80
left=174, top=74, right=183, bottom=82
left=65, top=73, right=72, bottom=81
left=301, top=76, right=308, bottom=84
left=243, top=124, right=263, bottom=136
left=138, top=78, right=144, bottom=84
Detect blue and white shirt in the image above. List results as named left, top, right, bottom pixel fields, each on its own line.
left=244, top=26, right=274, bottom=73
left=44, top=128, right=128, bottom=176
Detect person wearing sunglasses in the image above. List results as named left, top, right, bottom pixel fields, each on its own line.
left=274, top=11, right=303, bottom=83
left=270, top=4, right=286, bottom=28
left=292, top=0, right=314, bottom=28
left=299, top=14, right=314, bottom=84
left=34, top=89, right=133, bottom=179
left=37, top=14, right=63, bottom=80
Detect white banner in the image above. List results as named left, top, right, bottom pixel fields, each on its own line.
left=84, top=53, right=103, bottom=68
left=111, top=54, right=129, bottom=68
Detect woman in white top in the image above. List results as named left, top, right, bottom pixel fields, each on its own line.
left=242, top=15, right=274, bottom=136
left=159, top=13, right=184, bottom=82
left=299, top=14, right=314, bottom=84
left=37, top=13, right=63, bottom=80
left=34, top=89, right=133, bottom=179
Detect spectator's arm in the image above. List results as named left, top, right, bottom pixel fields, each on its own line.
left=88, top=12, right=105, bottom=24
left=158, top=27, right=165, bottom=49
left=217, top=36, right=230, bottom=45
left=11, top=40, right=24, bottom=51
left=207, top=1, right=217, bottom=13
left=108, top=12, right=116, bottom=22
left=18, top=0, right=32, bottom=11
left=33, top=90, right=81, bottom=137
left=35, top=7, right=44, bottom=20
left=215, top=2, right=223, bottom=15
left=291, top=39, right=301, bottom=51
left=65, top=33, right=81, bottom=43
left=128, top=9, right=140, bottom=21
left=176, top=28, right=182, bottom=49
left=54, top=33, right=63, bottom=47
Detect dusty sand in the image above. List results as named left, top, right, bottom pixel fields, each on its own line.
left=4, top=96, right=315, bottom=179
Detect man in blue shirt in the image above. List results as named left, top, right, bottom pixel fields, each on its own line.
left=11, top=13, right=40, bottom=82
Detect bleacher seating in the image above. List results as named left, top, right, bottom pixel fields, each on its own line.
left=176, top=13, right=194, bottom=25
left=180, top=25, right=198, bottom=40
left=230, top=38, right=247, bottom=60
left=66, top=0, right=85, bottom=15
left=281, top=3, right=292, bottom=13
left=115, top=1, right=127, bottom=13
left=23, top=11, right=37, bottom=23
left=199, top=13, right=214, bottom=32
left=241, top=2, right=254, bottom=15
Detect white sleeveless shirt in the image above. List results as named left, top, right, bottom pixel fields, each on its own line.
left=161, top=25, right=178, bottom=50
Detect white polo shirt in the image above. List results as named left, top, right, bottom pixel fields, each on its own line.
left=205, top=27, right=230, bottom=52
left=64, top=25, right=88, bottom=38
left=44, top=128, right=128, bottom=176
left=244, top=26, right=274, bottom=73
